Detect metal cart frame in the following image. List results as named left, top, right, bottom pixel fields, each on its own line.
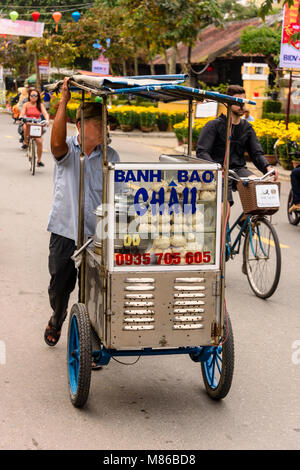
left=47, top=75, right=256, bottom=407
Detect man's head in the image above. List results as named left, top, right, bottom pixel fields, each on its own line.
left=76, top=102, right=104, bottom=146
left=226, top=84, right=246, bottom=117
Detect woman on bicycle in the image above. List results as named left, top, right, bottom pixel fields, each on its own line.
left=19, top=88, right=50, bottom=167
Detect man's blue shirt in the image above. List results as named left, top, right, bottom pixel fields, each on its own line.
left=47, top=135, right=120, bottom=243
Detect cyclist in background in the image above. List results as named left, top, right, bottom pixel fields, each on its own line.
left=19, top=88, right=50, bottom=167
left=289, top=165, right=300, bottom=213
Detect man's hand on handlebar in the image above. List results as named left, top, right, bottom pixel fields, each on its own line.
left=266, top=165, right=279, bottom=181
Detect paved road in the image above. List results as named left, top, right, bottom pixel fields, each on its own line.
left=0, top=112, right=300, bottom=450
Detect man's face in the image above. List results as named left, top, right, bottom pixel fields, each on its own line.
left=231, top=93, right=246, bottom=117
left=78, top=118, right=103, bottom=145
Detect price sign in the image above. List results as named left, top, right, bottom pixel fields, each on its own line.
left=29, top=125, right=42, bottom=137
left=256, top=184, right=280, bottom=208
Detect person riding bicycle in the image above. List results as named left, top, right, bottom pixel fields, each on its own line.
left=196, top=85, right=278, bottom=207
left=19, top=88, right=50, bottom=167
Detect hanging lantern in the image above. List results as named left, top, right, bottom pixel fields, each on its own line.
left=72, top=11, right=80, bottom=23
left=31, top=12, right=40, bottom=22
left=9, top=11, right=19, bottom=22
left=93, top=40, right=101, bottom=49
left=52, top=11, right=62, bottom=32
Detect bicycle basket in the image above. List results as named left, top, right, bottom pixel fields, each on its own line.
left=237, top=180, right=280, bottom=215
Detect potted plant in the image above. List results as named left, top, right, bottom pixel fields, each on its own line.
left=256, top=132, right=277, bottom=165
left=277, top=142, right=293, bottom=170
left=173, top=124, right=184, bottom=146
left=116, top=108, right=138, bottom=131
left=156, top=112, right=169, bottom=131
left=139, top=110, right=156, bottom=132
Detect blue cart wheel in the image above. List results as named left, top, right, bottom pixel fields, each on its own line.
left=201, top=314, right=234, bottom=400
left=67, top=303, right=92, bottom=408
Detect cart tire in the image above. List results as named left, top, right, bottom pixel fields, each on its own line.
left=67, top=303, right=92, bottom=408
left=30, top=140, right=36, bottom=176
left=201, top=314, right=234, bottom=400
left=243, top=217, right=281, bottom=299
left=287, top=189, right=300, bottom=225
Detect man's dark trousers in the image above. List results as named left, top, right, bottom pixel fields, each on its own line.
left=48, top=233, right=79, bottom=329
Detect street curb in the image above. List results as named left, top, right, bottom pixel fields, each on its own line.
left=110, top=130, right=176, bottom=139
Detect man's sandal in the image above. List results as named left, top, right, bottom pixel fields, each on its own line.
left=44, top=321, right=62, bottom=347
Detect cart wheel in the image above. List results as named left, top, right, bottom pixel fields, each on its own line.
left=287, top=189, right=300, bottom=226
left=67, top=303, right=92, bottom=408
left=201, top=314, right=234, bottom=400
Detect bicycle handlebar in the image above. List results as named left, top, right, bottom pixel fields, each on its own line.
left=19, top=117, right=47, bottom=125
left=228, top=168, right=275, bottom=183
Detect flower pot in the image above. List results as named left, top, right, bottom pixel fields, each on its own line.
left=265, top=154, right=277, bottom=165
left=279, top=158, right=293, bottom=170
left=141, top=126, right=154, bottom=133
left=157, top=122, right=169, bottom=131
left=120, top=124, right=133, bottom=132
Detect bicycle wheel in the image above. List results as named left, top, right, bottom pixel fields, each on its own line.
left=29, top=140, right=36, bottom=176
left=201, top=313, right=234, bottom=400
left=287, top=189, right=300, bottom=226
left=243, top=217, right=281, bottom=298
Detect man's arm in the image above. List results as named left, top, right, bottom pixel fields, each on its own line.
left=50, top=77, right=71, bottom=160
left=246, top=126, right=278, bottom=181
left=195, top=121, right=216, bottom=162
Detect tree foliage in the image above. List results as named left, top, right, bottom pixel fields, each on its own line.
left=240, top=25, right=282, bottom=71
left=26, top=35, right=79, bottom=69
left=0, top=0, right=299, bottom=79
left=0, top=37, right=28, bottom=77
left=220, top=0, right=259, bottom=20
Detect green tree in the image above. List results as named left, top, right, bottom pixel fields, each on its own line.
left=26, top=35, right=79, bottom=89
left=61, top=4, right=136, bottom=75
left=116, top=0, right=223, bottom=76
left=258, top=0, right=300, bottom=19
left=221, top=0, right=259, bottom=20
left=240, top=25, right=282, bottom=72
left=0, top=37, right=28, bottom=80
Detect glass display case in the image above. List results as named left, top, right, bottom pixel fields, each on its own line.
left=105, top=162, right=222, bottom=272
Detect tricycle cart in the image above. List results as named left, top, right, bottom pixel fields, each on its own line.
left=47, top=75, right=256, bottom=407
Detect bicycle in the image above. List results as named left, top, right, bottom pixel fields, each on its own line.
left=225, top=169, right=281, bottom=299
left=20, top=118, right=47, bottom=176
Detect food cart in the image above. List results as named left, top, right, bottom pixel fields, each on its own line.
left=47, top=75, right=256, bottom=407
